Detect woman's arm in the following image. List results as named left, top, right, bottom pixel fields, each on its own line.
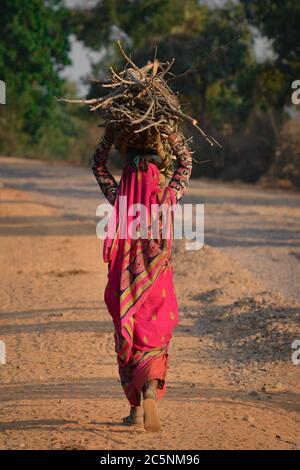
left=167, top=132, right=193, bottom=201
left=91, top=127, right=119, bottom=206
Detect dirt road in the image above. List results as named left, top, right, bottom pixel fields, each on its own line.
left=0, top=156, right=300, bottom=449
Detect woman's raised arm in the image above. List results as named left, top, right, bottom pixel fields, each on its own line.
left=91, top=127, right=119, bottom=206
left=167, top=132, right=193, bottom=201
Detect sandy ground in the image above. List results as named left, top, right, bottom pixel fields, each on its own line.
left=0, top=156, right=300, bottom=450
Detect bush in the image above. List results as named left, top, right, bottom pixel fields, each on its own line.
left=268, top=116, right=300, bottom=188
left=190, top=111, right=277, bottom=183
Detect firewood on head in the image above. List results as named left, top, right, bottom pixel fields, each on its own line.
left=57, top=41, right=221, bottom=175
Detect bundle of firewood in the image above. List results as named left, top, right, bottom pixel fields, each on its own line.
left=58, top=41, right=220, bottom=174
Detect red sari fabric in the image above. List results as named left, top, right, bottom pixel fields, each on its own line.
left=103, top=162, right=179, bottom=406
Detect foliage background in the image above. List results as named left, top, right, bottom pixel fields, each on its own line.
left=0, top=0, right=299, bottom=186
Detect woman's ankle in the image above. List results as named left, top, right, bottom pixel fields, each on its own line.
left=131, top=405, right=142, bottom=415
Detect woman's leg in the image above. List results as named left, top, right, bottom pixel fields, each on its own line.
left=122, top=404, right=143, bottom=425
left=114, top=331, right=142, bottom=425
left=118, top=362, right=144, bottom=425
left=142, top=379, right=161, bottom=432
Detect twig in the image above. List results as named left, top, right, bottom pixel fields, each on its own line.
left=134, top=119, right=166, bottom=133
left=56, top=97, right=101, bottom=105
left=117, top=40, right=143, bottom=79
left=132, top=100, right=155, bottom=124
left=160, top=58, right=175, bottom=79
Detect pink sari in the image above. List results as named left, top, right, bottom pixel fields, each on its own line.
left=103, top=161, right=179, bottom=406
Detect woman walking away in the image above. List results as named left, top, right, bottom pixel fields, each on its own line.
left=92, top=121, right=192, bottom=432
left=87, top=52, right=195, bottom=432
left=58, top=44, right=218, bottom=432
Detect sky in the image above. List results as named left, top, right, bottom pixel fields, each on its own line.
left=60, top=35, right=104, bottom=95
left=61, top=0, right=101, bottom=95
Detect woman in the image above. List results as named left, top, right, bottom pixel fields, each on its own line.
left=92, top=125, right=192, bottom=432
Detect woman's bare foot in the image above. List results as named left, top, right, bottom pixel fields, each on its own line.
left=142, top=380, right=161, bottom=432
left=122, top=406, right=143, bottom=426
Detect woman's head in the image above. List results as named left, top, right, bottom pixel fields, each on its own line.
left=114, top=126, right=166, bottom=162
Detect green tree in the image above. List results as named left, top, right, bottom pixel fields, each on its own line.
left=132, top=3, right=255, bottom=128
left=241, top=0, right=300, bottom=108
left=77, top=0, right=254, bottom=127
left=73, top=0, right=198, bottom=50
left=0, top=0, right=72, bottom=141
